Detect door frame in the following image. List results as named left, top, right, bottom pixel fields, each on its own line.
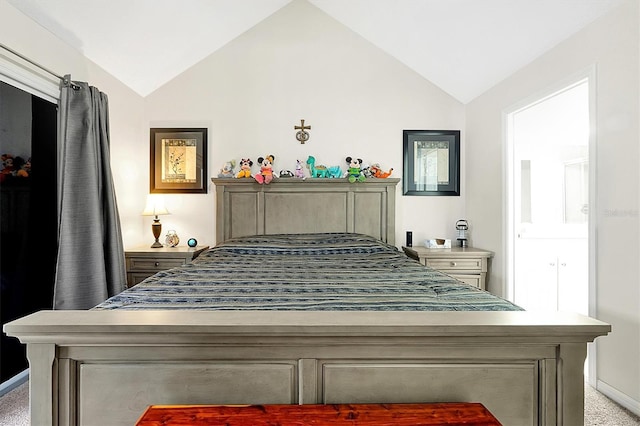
left=0, top=48, right=59, bottom=102
left=502, top=64, right=598, bottom=384
left=0, top=48, right=59, bottom=391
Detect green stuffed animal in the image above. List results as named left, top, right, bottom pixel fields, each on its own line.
left=345, top=156, right=366, bottom=183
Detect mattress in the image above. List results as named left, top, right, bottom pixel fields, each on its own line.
left=94, top=233, right=523, bottom=311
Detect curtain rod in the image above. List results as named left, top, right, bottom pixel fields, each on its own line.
left=0, top=42, right=64, bottom=81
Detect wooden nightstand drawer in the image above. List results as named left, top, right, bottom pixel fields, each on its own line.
left=450, top=273, right=482, bottom=288
left=127, top=257, right=186, bottom=272
left=426, top=258, right=483, bottom=271
left=125, top=245, right=209, bottom=288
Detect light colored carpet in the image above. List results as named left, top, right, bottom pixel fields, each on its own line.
left=0, top=381, right=28, bottom=426
left=584, top=384, right=640, bottom=426
left=1, top=381, right=639, bottom=425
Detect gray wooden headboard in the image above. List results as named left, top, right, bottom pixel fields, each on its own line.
left=211, top=178, right=399, bottom=245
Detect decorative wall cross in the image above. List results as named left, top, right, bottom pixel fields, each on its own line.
left=294, top=119, right=311, bottom=144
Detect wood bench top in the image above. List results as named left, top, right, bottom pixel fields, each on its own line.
left=136, top=402, right=502, bottom=425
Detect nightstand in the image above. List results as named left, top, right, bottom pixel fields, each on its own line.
left=125, top=245, right=209, bottom=288
left=402, top=246, right=493, bottom=290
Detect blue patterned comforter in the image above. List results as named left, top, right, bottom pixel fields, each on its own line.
left=93, top=233, right=523, bottom=311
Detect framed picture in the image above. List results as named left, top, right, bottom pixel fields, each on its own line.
left=150, top=128, right=208, bottom=194
left=403, top=130, right=460, bottom=196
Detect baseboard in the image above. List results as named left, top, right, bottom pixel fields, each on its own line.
left=0, top=368, right=29, bottom=397
left=597, top=379, right=640, bottom=417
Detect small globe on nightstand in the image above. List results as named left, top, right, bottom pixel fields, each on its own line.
left=187, top=238, right=198, bottom=248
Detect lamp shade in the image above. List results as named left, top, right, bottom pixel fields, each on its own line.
left=142, top=194, right=170, bottom=216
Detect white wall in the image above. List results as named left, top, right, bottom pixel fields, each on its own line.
left=143, top=0, right=465, bottom=248
left=466, top=0, right=639, bottom=411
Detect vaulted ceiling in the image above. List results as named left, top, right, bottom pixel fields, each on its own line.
left=7, top=0, right=624, bottom=103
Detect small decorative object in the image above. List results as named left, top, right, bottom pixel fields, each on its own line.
left=254, top=155, right=275, bottom=184
left=217, top=160, right=236, bottom=178
left=425, top=239, right=452, bottom=248
left=165, top=230, right=180, bottom=247
left=326, top=165, right=343, bottom=178
left=279, top=169, right=294, bottom=178
left=187, top=238, right=198, bottom=248
left=456, top=219, right=469, bottom=247
left=370, top=163, right=394, bottom=178
left=235, top=158, right=253, bottom=178
left=142, top=195, right=170, bottom=248
left=16, top=157, right=31, bottom=178
left=0, top=153, right=16, bottom=183
left=294, top=159, right=306, bottom=179
left=294, top=119, right=311, bottom=144
left=306, top=155, right=331, bottom=178
left=344, top=157, right=366, bottom=183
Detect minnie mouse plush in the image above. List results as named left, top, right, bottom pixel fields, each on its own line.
left=235, top=158, right=253, bottom=178
left=254, top=155, right=276, bottom=184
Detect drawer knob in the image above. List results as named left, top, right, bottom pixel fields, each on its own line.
left=450, top=261, right=457, bottom=267
left=155, top=262, right=160, bottom=267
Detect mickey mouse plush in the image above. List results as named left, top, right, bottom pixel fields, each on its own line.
left=235, top=158, right=253, bottom=178
left=254, top=155, right=276, bottom=184
left=345, top=156, right=366, bottom=183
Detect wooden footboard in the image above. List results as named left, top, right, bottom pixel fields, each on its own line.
left=4, top=310, right=609, bottom=426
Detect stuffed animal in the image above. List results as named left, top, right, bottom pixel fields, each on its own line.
left=360, top=164, right=373, bottom=179
left=14, top=157, right=28, bottom=178
left=16, top=158, right=31, bottom=177
left=254, top=155, right=275, bottom=184
left=370, top=163, right=393, bottom=178
left=327, top=165, right=343, bottom=178
left=306, top=155, right=330, bottom=178
left=294, top=159, right=306, bottom=179
left=217, top=160, right=236, bottom=178
left=306, top=156, right=341, bottom=178
left=0, top=154, right=16, bottom=183
left=236, top=158, right=253, bottom=178
left=1, top=154, right=15, bottom=173
left=279, top=170, right=294, bottom=178
left=344, top=156, right=366, bottom=183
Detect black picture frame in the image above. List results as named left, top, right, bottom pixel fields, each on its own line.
left=403, top=130, right=460, bottom=196
left=150, top=128, right=208, bottom=194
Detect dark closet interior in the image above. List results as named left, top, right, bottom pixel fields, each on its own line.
left=0, top=81, right=57, bottom=383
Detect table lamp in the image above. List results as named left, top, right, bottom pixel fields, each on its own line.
left=142, top=195, right=170, bottom=248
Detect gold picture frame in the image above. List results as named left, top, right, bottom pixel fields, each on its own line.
left=150, top=128, right=207, bottom=193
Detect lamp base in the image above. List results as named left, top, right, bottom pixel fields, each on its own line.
left=151, top=218, right=163, bottom=248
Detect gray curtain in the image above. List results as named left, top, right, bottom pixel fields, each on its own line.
left=53, top=75, right=126, bottom=310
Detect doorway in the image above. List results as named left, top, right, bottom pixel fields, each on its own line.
left=506, top=71, right=596, bottom=378
left=509, top=77, right=590, bottom=314
left=505, top=72, right=597, bottom=380
left=0, top=81, right=58, bottom=383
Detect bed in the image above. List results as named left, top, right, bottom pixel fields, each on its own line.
left=3, top=178, right=610, bottom=426
left=94, top=232, right=522, bottom=312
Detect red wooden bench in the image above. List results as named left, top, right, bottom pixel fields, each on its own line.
left=136, top=402, right=502, bottom=425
